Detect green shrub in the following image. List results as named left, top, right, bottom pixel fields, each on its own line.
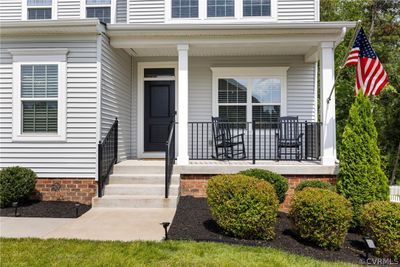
left=207, top=174, right=279, bottom=240
left=360, top=201, right=400, bottom=259
left=239, top=169, right=288, bottom=203
left=337, top=93, right=389, bottom=224
left=295, top=180, right=335, bottom=193
left=0, top=166, right=37, bottom=207
left=289, top=188, right=352, bottom=250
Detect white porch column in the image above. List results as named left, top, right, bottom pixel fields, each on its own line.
left=320, top=42, right=337, bottom=165
left=177, top=44, right=189, bottom=165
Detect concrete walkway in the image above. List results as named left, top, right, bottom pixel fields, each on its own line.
left=1, top=208, right=176, bottom=241
left=46, top=208, right=176, bottom=241
left=0, top=217, right=73, bottom=238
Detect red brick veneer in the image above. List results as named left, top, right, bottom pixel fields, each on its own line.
left=180, top=174, right=337, bottom=211
left=33, top=178, right=97, bottom=205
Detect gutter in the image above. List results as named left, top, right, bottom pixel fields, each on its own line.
left=107, top=21, right=357, bottom=32
left=0, top=19, right=106, bottom=36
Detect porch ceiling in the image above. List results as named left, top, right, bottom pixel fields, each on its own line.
left=108, top=21, right=356, bottom=59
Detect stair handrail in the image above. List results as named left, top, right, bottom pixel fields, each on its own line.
left=98, top=118, right=118, bottom=197
left=165, top=119, right=176, bottom=198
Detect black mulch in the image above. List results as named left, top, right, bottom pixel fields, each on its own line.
left=168, top=196, right=366, bottom=264
left=0, top=200, right=91, bottom=218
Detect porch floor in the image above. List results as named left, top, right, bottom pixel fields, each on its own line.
left=120, top=159, right=338, bottom=176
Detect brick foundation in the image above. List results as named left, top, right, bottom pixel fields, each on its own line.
left=33, top=178, right=97, bottom=205
left=180, top=174, right=337, bottom=211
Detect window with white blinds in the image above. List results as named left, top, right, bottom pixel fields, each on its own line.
left=20, top=64, right=58, bottom=133
left=27, top=0, right=52, bottom=20
left=218, top=78, right=247, bottom=122
left=217, top=76, right=282, bottom=123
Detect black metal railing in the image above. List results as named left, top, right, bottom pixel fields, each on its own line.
left=165, top=121, right=176, bottom=198
left=188, top=121, right=321, bottom=163
left=98, top=118, right=118, bottom=197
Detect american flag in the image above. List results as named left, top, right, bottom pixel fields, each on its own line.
left=344, top=27, right=388, bottom=96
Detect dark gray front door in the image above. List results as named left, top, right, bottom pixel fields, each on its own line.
left=144, top=80, right=175, bottom=152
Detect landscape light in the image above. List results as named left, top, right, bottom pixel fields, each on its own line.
left=11, top=202, right=20, bottom=217
left=75, top=203, right=80, bottom=218
left=363, top=236, right=376, bottom=259
left=160, top=222, right=170, bottom=240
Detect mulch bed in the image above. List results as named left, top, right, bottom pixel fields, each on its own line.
left=0, top=200, right=91, bottom=218
left=168, top=196, right=366, bottom=264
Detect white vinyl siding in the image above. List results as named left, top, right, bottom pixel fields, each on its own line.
left=0, top=0, right=22, bottom=21
left=100, top=34, right=132, bottom=161
left=0, top=38, right=99, bottom=178
left=277, top=0, right=318, bottom=21
left=128, top=0, right=165, bottom=23
left=58, top=0, right=81, bottom=19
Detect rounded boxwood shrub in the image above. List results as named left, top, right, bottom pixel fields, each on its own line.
left=289, top=188, right=353, bottom=250
left=0, top=166, right=37, bottom=207
left=295, top=180, right=336, bottom=193
left=207, top=174, right=279, bottom=240
left=360, top=201, right=400, bottom=259
left=239, top=169, right=288, bottom=203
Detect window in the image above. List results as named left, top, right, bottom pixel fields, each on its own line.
left=172, top=0, right=199, bottom=18
left=208, top=0, right=234, bottom=17
left=243, top=0, right=271, bottom=17
left=167, top=0, right=276, bottom=21
left=212, top=67, right=288, bottom=124
left=10, top=49, right=68, bottom=142
left=86, top=0, right=112, bottom=23
left=218, top=79, right=247, bottom=122
left=27, top=0, right=52, bottom=20
left=21, top=65, right=58, bottom=133
left=252, top=78, right=281, bottom=123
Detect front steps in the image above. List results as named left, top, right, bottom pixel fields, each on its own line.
left=92, top=160, right=180, bottom=209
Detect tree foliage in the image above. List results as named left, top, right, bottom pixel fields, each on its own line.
left=321, top=0, right=400, bottom=183
left=337, top=93, right=389, bottom=222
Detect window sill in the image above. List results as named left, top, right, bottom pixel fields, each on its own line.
left=12, top=134, right=66, bottom=143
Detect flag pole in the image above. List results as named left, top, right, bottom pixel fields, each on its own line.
left=327, top=20, right=362, bottom=104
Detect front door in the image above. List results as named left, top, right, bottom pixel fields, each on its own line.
left=144, top=80, right=175, bottom=152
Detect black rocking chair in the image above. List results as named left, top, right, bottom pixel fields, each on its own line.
left=275, top=116, right=303, bottom=160
left=211, top=117, right=246, bottom=160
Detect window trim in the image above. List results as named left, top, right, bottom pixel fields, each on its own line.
left=10, top=49, right=68, bottom=142
left=165, top=0, right=277, bottom=23
left=211, top=67, right=288, bottom=123
left=80, top=0, right=116, bottom=24
left=22, top=0, right=57, bottom=20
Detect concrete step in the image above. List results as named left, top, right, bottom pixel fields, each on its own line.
left=109, top=174, right=180, bottom=185
left=113, top=165, right=166, bottom=174
left=92, top=195, right=179, bottom=208
left=104, top=184, right=179, bottom=196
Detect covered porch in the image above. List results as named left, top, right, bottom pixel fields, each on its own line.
left=107, top=22, right=355, bottom=167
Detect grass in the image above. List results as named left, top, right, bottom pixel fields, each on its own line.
left=0, top=238, right=356, bottom=267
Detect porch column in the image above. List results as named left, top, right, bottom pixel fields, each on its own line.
left=177, top=44, right=189, bottom=165
left=320, top=42, right=337, bottom=165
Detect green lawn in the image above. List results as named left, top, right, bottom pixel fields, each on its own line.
left=0, top=238, right=355, bottom=267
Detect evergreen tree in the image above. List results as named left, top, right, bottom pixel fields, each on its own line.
left=337, top=93, right=389, bottom=222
